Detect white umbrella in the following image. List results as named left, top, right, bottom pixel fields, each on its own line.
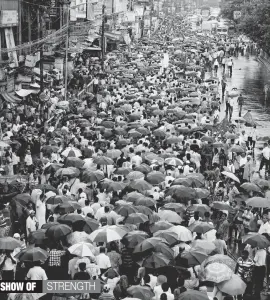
left=89, top=225, right=127, bottom=243
left=158, top=210, right=182, bottom=224
left=68, top=242, right=95, bottom=257
left=221, top=171, right=240, bottom=183
left=169, top=226, right=193, bottom=242
left=62, top=147, right=82, bottom=158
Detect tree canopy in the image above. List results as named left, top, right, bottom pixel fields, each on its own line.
left=221, top=0, right=270, bottom=52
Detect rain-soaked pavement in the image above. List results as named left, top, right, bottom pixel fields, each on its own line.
left=217, top=54, right=270, bottom=139
left=211, top=54, right=270, bottom=259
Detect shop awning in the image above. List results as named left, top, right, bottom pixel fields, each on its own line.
left=15, top=89, right=39, bottom=98
left=104, top=32, right=122, bottom=41
left=1, top=92, right=22, bottom=104
left=16, top=74, right=32, bottom=83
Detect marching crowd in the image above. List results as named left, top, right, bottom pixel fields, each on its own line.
left=0, top=12, right=269, bottom=300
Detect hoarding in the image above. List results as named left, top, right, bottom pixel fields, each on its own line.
left=0, top=10, right=18, bottom=27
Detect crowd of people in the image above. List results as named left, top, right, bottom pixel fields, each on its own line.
left=0, top=11, right=269, bottom=300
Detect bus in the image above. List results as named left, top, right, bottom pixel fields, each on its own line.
left=216, top=25, right=228, bottom=35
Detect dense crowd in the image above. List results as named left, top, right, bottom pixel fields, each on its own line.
left=0, top=13, right=269, bottom=300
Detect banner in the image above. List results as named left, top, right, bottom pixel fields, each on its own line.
left=6, top=76, right=15, bottom=93
left=87, top=0, right=95, bottom=20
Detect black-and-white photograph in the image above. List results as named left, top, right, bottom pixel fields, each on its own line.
left=0, top=0, right=269, bottom=299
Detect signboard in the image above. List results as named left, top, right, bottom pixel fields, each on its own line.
left=0, top=11, right=18, bottom=27
left=50, top=0, right=57, bottom=17
left=6, top=76, right=15, bottom=93
left=233, top=11, right=241, bottom=20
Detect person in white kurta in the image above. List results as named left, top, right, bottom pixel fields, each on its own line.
left=36, top=197, right=46, bottom=229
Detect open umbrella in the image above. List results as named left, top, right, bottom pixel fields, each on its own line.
left=46, top=195, right=71, bottom=205
left=122, top=231, right=149, bottom=248
left=16, top=247, right=49, bottom=262
left=153, top=230, right=178, bottom=246
left=89, top=225, right=127, bottom=243
left=114, top=204, right=139, bottom=217
left=125, top=213, right=148, bottom=225
left=178, top=290, right=209, bottom=300
left=68, top=242, right=94, bottom=257
left=230, top=145, right=245, bottom=154
left=212, top=202, right=232, bottom=211
left=55, top=167, right=80, bottom=178
left=83, top=217, right=99, bottom=233
left=105, top=181, right=127, bottom=192
left=194, top=188, right=210, bottom=199
left=127, top=286, right=154, bottom=300
left=192, top=240, right=216, bottom=254
left=126, top=171, right=145, bottom=181
left=146, top=172, right=166, bottom=185
left=55, top=202, right=80, bottom=214
left=201, top=254, right=236, bottom=272
left=135, top=197, right=156, bottom=207
left=243, top=233, right=270, bottom=249
left=166, top=185, right=196, bottom=200
left=136, top=206, right=153, bottom=216
left=106, top=149, right=122, bottom=159
left=149, top=221, right=173, bottom=233
left=129, top=180, right=153, bottom=192
left=152, top=243, right=174, bottom=259
left=114, top=167, right=132, bottom=176
left=158, top=210, right=182, bottom=224
left=57, top=214, right=85, bottom=225
left=189, top=222, right=214, bottom=234
left=201, top=262, right=233, bottom=283
left=246, top=197, right=270, bottom=208
left=221, top=171, right=240, bottom=183
left=46, top=224, right=72, bottom=241
left=41, top=222, right=59, bottom=230
left=163, top=203, right=185, bottom=213
left=125, top=191, right=144, bottom=202
left=217, top=274, right=246, bottom=296
left=182, top=250, right=208, bottom=267
left=241, top=182, right=261, bottom=193
left=172, top=178, right=193, bottom=187
left=93, top=156, right=114, bottom=165
left=0, top=237, right=21, bottom=250
left=252, top=178, right=270, bottom=189
left=140, top=252, right=170, bottom=269
left=82, top=170, right=105, bottom=183
left=134, top=237, right=167, bottom=253
left=65, top=157, right=85, bottom=169
left=28, top=229, right=47, bottom=245
left=135, top=164, right=152, bottom=174
left=35, top=184, right=58, bottom=193
left=62, top=147, right=82, bottom=158
left=169, top=226, right=193, bottom=242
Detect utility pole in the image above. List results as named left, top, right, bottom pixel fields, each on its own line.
left=64, top=2, right=70, bottom=101
left=18, top=0, right=22, bottom=55
left=40, top=16, right=44, bottom=92
left=101, top=4, right=106, bottom=71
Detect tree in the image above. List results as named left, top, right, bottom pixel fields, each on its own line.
left=221, top=0, right=270, bottom=53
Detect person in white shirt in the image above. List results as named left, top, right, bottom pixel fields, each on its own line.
left=26, top=262, right=48, bottom=280
left=131, top=152, right=143, bottom=167
left=95, top=247, right=111, bottom=275
left=160, top=283, right=174, bottom=300
left=253, top=248, right=266, bottom=297
left=82, top=200, right=94, bottom=216
left=26, top=210, right=38, bottom=237
left=258, top=214, right=270, bottom=234
left=259, top=143, right=270, bottom=175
